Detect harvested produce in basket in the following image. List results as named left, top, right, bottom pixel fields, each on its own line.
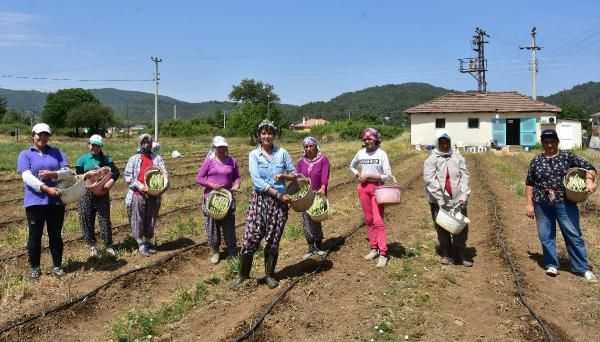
left=566, top=174, right=586, bottom=192
left=92, top=174, right=104, bottom=186
left=147, top=173, right=165, bottom=190
left=289, top=185, right=310, bottom=201
left=307, top=195, right=327, bottom=216
left=208, top=195, right=229, bottom=214
left=58, top=175, right=78, bottom=189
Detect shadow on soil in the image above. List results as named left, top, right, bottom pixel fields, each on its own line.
left=157, top=237, right=196, bottom=251
left=63, top=255, right=128, bottom=273
left=276, top=258, right=334, bottom=280
left=527, top=251, right=576, bottom=273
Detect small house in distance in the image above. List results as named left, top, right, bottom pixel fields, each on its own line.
left=290, top=117, right=329, bottom=132
left=405, top=92, right=581, bottom=149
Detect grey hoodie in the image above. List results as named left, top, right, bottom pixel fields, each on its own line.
left=423, top=149, right=470, bottom=206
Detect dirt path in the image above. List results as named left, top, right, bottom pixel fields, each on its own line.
left=479, top=155, right=600, bottom=341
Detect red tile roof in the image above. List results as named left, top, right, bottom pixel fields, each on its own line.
left=405, top=92, right=561, bottom=114
left=591, top=112, right=600, bottom=117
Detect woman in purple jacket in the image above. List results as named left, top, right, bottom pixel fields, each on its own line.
left=297, top=136, right=330, bottom=259
left=196, top=136, right=241, bottom=264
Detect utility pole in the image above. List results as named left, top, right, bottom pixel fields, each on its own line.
left=267, top=94, right=270, bottom=118
left=348, top=110, right=350, bottom=120
left=151, top=56, right=162, bottom=141
left=223, top=110, right=226, bottom=129
left=459, top=27, right=490, bottom=93
left=173, top=104, right=177, bottom=120
left=126, top=104, right=129, bottom=144
left=520, top=27, right=543, bottom=100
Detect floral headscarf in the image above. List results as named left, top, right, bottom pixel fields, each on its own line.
left=255, top=119, right=277, bottom=145
left=138, top=133, right=153, bottom=155
left=362, top=128, right=381, bottom=142
left=301, top=136, right=323, bottom=173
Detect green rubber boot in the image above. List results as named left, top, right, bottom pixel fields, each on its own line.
left=264, top=252, right=279, bottom=289
left=229, top=253, right=253, bottom=289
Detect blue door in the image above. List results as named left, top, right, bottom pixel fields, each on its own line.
left=491, top=118, right=506, bottom=146
left=520, top=117, right=536, bottom=146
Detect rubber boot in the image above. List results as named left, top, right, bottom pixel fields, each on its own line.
left=264, top=252, right=279, bottom=289
left=456, top=247, right=473, bottom=267
left=229, top=253, right=253, bottom=289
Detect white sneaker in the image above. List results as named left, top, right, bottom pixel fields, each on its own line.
left=546, top=267, right=558, bottom=276
left=584, top=271, right=598, bottom=283
left=210, top=252, right=220, bottom=264
left=302, top=251, right=315, bottom=260
left=105, top=247, right=116, bottom=256
left=89, top=246, right=98, bottom=258
left=364, top=249, right=379, bottom=260
left=376, top=256, right=388, bottom=268
left=315, top=250, right=327, bottom=256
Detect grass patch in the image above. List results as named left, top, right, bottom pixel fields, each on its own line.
left=162, top=217, right=201, bottom=243
left=109, top=280, right=207, bottom=341
left=282, top=223, right=303, bottom=241
left=0, top=267, right=28, bottom=300
left=224, top=256, right=240, bottom=280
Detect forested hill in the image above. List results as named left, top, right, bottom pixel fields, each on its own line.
left=282, top=83, right=455, bottom=125
left=539, top=81, right=600, bottom=115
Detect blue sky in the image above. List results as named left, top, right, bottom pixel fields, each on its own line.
left=1, top=0, right=600, bottom=105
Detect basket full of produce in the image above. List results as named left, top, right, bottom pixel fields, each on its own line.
left=144, top=166, right=168, bottom=197
left=206, top=189, right=233, bottom=220
left=286, top=178, right=315, bottom=212
left=564, top=168, right=593, bottom=203
left=57, top=171, right=86, bottom=204
left=84, top=166, right=113, bottom=196
left=307, top=193, right=330, bottom=222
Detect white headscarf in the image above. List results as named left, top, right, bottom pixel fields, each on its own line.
left=206, top=136, right=228, bottom=160
left=434, top=130, right=452, bottom=156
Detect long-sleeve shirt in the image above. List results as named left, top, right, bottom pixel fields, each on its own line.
left=349, top=148, right=392, bottom=182
left=526, top=151, right=596, bottom=204
left=423, top=149, right=470, bottom=206
left=17, top=145, right=70, bottom=207
left=196, top=156, right=241, bottom=200
left=296, top=155, right=330, bottom=194
left=248, top=145, right=296, bottom=194
left=124, top=152, right=167, bottom=206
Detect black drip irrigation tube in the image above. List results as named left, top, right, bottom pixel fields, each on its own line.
left=474, top=157, right=554, bottom=342
left=233, top=173, right=422, bottom=342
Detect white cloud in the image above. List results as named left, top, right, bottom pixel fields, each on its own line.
left=0, top=11, right=63, bottom=47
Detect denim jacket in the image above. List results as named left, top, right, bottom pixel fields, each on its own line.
left=248, top=145, right=296, bottom=194
left=124, top=152, right=167, bottom=206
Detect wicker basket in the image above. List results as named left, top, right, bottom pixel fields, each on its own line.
left=57, top=172, right=86, bottom=204
left=206, top=189, right=232, bottom=220
left=564, top=168, right=592, bottom=203
left=435, top=204, right=470, bottom=235
left=286, top=178, right=315, bottom=212
left=85, top=166, right=112, bottom=196
left=144, top=167, right=168, bottom=197
left=375, top=176, right=403, bottom=205
left=307, top=193, right=330, bottom=223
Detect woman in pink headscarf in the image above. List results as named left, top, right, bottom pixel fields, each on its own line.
left=349, top=128, right=393, bottom=268
left=296, top=136, right=330, bottom=260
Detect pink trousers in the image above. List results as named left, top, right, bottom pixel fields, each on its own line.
left=357, top=182, right=387, bottom=256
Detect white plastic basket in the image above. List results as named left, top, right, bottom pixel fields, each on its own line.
left=57, top=173, right=86, bottom=204
left=435, top=204, right=470, bottom=235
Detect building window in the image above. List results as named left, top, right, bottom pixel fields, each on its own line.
left=468, top=118, right=479, bottom=129
left=435, top=118, right=445, bottom=128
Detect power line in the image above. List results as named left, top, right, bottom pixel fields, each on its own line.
left=0, top=74, right=152, bottom=82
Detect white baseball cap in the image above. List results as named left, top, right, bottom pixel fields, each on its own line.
left=89, top=134, right=103, bottom=146
left=212, top=136, right=228, bottom=147
left=32, top=123, right=51, bottom=135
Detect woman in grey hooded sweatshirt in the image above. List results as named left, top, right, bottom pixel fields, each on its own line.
left=423, top=130, right=472, bottom=266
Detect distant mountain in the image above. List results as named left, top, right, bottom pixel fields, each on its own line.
left=0, top=88, right=238, bottom=123
left=539, top=81, right=600, bottom=115
left=282, top=83, right=455, bottom=125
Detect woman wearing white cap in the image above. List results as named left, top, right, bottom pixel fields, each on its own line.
left=17, top=123, right=72, bottom=280
left=423, top=130, right=472, bottom=266
left=196, top=136, right=241, bottom=264
left=75, top=134, right=120, bottom=258
left=124, top=134, right=168, bottom=257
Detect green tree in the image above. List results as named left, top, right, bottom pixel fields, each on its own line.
left=42, top=88, right=100, bottom=128
left=0, top=96, right=7, bottom=122
left=2, top=109, right=31, bottom=125
left=65, top=102, right=117, bottom=136
left=229, top=79, right=280, bottom=104
left=559, top=103, right=587, bottom=120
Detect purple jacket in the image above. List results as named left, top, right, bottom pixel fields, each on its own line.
left=196, top=156, right=241, bottom=200
left=296, top=155, right=330, bottom=194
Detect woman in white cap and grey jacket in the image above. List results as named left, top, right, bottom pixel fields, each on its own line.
left=423, top=130, right=472, bottom=266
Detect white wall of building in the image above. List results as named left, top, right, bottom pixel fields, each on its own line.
left=556, top=119, right=582, bottom=150
left=409, top=112, right=561, bottom=147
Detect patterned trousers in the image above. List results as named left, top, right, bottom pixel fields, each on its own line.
left=78, top=190, right=113, bottom=247
left=241, top=192, right=289, bottom=255
left=202, top=198, right=237, bottom=253
left=299, top=212, right=323, bottom=246
left=127, top=194, right=161, bottom=246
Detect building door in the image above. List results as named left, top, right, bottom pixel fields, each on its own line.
left=506, top=118, right=521, bottom=145
left=558, top=123, right=574, bottom=150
